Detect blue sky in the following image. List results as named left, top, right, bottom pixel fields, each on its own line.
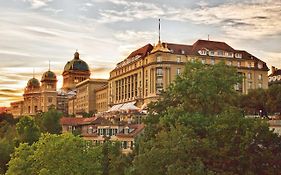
left=0, top=0, right=280, bottom=106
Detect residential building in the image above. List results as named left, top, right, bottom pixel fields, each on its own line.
left=269, top=66, right=281, bottom=86
left=60, top=116, right=144, bottom=153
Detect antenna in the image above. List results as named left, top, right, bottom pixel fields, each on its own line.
left=48, top=60, right=51, bottom=71
left=158, top=18, right=161, bottom=43
left=33, top=68, right=35, bottom=78
left=208, top=34, right=210, bottom=41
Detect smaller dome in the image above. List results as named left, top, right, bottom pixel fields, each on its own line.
left=41, top=70, right=57, bottom=82
left=27, top=78, right=40, bottom=88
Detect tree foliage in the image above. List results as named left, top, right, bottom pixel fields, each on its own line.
left=132, top=62, right=281, bottom=175
left=16, top=116, right=40, bottom=145
left=6, top=133, right=103, bottom=175
left=37, top=107, right=63, bottom=134
left=240, top=84, right=281, bottom=115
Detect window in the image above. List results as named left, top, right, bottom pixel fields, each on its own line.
left=156, top=56, right=161, bottom=62
left=258, top=74, right=262, bottom=81
left=177, top=68, right=181, bottom=75
left=217, top=50, right=223, bottom=56
left=237, top=61, right=241, bottom=67
left=181, top=50, right=185, bottom=54
left=248, top=82, right=253, bottom=89
left=156, top=77, right=163, bottom=87
left=227, top=61, right=232, bottom=66
left=156, top=68, right=163, bottom=76
left=258, top=83, right=262, bottom=88
left=247, top=73, right=252, bottom=79
left=201, top=59, right=206, bottom=64
left=235, top=53, right=242, bottom=58
left=258, top=63, right=263, bottom=69
left=209, top=51, right=214, bottom=56
left=199, top=50, right=207, bottom=55
left=228, top=52, right=233, bottom=57
left=177, top=56, right=181, bottom=63
left=210, top=59, right=215, bottom=65
left=48, top=97, right=52, bottom=103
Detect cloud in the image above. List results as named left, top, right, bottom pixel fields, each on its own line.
left=97, top=0, right=164, bottom=23
left=95, top=0, right=281, bottom=40
left=23, top=0, right=53, bottom=9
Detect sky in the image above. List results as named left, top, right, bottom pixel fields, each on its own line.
left=0, top=0, right=280, bottom=106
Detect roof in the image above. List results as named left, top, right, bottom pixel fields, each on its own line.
left=126, top=44, right=153, bottom=60
left=116, top=124, right=145, bottom=138
left=112, top=39, right=268, bottom=71
left=114, top=44, right=153, bottom=70
left=191, top=39, right=235, bottom=53
left=164, top=42, right=192, bottom=55
left=41, top=70, right=57, bottom=82
left=27, top=78, right=40, bottom=88
left=76, top=78, right=108, bottom=87
left=63, top=52, right=90, bottom=72
left=60, top=116, right=107, bottom=126
left=269, top=69, right=281, bottom=77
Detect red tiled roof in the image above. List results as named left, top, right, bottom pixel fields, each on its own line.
left=126, top=44, right=153, bottom=59
left=269, top=69, right=281, bottom=77
left=116, top=124, right=145, bottom=138
left=60, top=116, right=106, bottom=126
left=191, top=39, right=235, bottom=53
left=164, top=43, right=193, bottom=55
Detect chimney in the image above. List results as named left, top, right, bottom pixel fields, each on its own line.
left=272, top=66, right=276, bottom=74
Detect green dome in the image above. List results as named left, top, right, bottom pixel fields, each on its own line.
left=41, top=70, right=57, bottom=82
left=27, top=78, right=40, bottom=88
left=63, top=52, right=90, bottom=72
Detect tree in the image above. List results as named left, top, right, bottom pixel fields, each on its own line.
left=37, top=107, right=63, bottom=134
left=16, top=116, right=40, bottom=145
left=267, top=84, right=281, bottom=114
left=240, top=88, right=268, bottom=115
left=0, top=113, right=17, bottom=174
left=132, top=62, right=281, bottom=175
left=6, top=133, right=103, bottom=175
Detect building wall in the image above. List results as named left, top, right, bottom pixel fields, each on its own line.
left=10, top=101, right=24, bottom=117
left=95, top=86, right=108, bottom=113
left=74, top=79, right=108, bottom=114
left=62, top=70, right=90, bottom=91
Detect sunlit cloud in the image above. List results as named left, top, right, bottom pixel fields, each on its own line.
left=23, top=0, right=53, bottom=9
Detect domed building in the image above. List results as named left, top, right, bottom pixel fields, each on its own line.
left=19, top=68, right=58, bottom=116
left=40, top=70, right=58, bottom=112
left=62, top=51, right=91, bottom=91
left=23, top=77, right=41, bottom=115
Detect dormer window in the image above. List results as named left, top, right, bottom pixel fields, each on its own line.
left=156, top=56, right=161, bottom=62
left=209, top=51, right=214, bottom=56
left=235, top=53, right=242, bottom=58
left=217, top=50, right=223, bottom=56
left=198, top=49, right=207, bottom=55
left=227, top=52, right=234, bottom=57
left=181, top=50, right=185, bottom=54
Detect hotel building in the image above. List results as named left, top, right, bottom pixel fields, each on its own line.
left=108, top=39, right=269, bottom=109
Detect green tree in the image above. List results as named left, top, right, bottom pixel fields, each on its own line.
left=267, top=84, right=281, bottom=114
left=37, top=107, right=63, bottom=134
left=0, top=113, right=18, bottom=174
left=132, top=62, right=281, bottom=175
left=6, top=133, right=103, bottom=175
left=16, top=116, right=40, bottom=145
left=240, top=88, right=268, bottom=115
